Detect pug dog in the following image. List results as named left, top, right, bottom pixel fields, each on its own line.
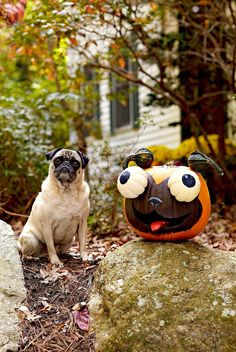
left=18, top=148, right=90, bottom=266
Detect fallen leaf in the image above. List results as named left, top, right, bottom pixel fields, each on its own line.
left=72, top=302, right=87, bottom=311
left=73, top=307, right=90, bottom=332
left=41, top=300, right=53, bottom=312
left=39, top=266, right=71, bottom=283
left=18, top=305, right=41, bottom=322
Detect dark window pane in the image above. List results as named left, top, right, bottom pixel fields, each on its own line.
left=115, top=100, right=130, bottom=128
left=110, top=59, right=138, bottom=131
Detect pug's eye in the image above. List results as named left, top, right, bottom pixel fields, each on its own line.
left=54, top=156, right=64, bottom=167
left=167, top=166, right=200, bottom=202
left=117, top=166, right=148, bottom=198
left=71, top=159, right=80, bottom=169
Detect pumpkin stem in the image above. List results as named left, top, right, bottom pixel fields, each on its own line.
left=188, top=150, right=224, bottom=176
left=123, top=148, right=154, bottom=169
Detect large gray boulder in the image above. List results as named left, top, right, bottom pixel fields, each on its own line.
left=0, top=220, right=26, bottom=352
left=89, top=240, right=236, bottom=352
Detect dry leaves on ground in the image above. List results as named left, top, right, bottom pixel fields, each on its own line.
left=194, top=204, right=236, bottom=251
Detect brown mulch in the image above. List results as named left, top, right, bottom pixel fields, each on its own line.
left=19, top=256, right=97, bottom=352
left=13, top=224, right=136, bottom=352
left=10, top=204, right=236, bottom=352
left=194, top=204, right=236, bottom=251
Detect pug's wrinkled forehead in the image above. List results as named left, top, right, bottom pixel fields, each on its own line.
left=55, top=149, right=79, bottom=160
left=46, top=148, right=89, bottom=169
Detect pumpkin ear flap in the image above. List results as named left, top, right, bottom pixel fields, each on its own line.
left=123, top=148, right=154, bottom=169
left=188, top=150, right=224, bottom=176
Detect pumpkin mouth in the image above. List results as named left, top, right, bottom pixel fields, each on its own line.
left=132, top=206, right=189, bottom=234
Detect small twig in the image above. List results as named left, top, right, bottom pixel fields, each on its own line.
left=22, top=267, right=37, bottom=274
left=23, top=194, right=37, bottom=213
left=0, top=206, right=29, bottom=218
left=21, top=330, right=45, bottom=351
left=64, top=338, right=82, bottom=352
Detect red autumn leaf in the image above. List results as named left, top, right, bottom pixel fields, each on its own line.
left=69, top=37, right=78, bottom=46
left=111, top=43, right=119, bottom=51
left=4, top=4, right=19, bottom=24
left=15, top=3, right=25, bottom=20
left=73, top=307, right=90, bottom=332
left=85, top=5, right=95, bottom=14
left=118, top=57, right=125, bottom=69
left=19, top=0, right=27, bottom=7
left=198, top=0, right=210, bottom=5
left=150, top=2, right=158, bottom=11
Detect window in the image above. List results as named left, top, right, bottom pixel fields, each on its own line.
left=110, top=59, right=138, bottom=132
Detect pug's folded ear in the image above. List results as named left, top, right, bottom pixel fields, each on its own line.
left=46, top=148, right=62, bottom=161
left=77, top=151, right=89, bottom=169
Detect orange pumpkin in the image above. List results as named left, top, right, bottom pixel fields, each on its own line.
left=117, top=149, right=223, bottom=241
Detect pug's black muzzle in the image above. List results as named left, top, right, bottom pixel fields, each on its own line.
left=54, top=161, right=77, bottom=183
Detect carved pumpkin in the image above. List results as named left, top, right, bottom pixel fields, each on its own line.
left=117, top=149, right=223, bottom=241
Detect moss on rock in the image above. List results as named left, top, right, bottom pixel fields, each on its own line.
left=89, top=240, right=236, bottom=352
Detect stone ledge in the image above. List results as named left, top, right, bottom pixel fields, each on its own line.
left=0, top=220, right=26, bottom=352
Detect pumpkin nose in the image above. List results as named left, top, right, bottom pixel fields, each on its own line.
left=148, top=197, right=163, bottom=208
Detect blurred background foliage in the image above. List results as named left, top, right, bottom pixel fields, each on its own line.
left=0, top=1, right=100, bottom=218
left=0, top=0, right=236, bottom=234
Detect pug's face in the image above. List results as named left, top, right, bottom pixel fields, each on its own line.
left=46, top=148, right=89, bottom=186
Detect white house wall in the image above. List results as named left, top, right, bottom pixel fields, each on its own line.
left=227, top=98, right=236, bottom=140
left=99, top=74, right=111, bottom=137
left=98, top=74, right=181, bottom=153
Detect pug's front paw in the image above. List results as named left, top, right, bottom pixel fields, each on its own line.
left=50, top=254, right=64, bottom=267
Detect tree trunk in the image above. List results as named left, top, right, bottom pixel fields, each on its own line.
left=178, top=4, right=228, bottom=159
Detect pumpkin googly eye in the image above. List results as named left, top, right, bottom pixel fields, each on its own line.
left=168, top=167, right=200, bottom=202
left=117, top=166, right=148, bottom=198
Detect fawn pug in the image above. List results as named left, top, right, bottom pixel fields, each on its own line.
left=19, top=148, right=90, bottom=266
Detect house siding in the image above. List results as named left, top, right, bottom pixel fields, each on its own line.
left=228, top=99, right=236, bottom=140
left=97, top=74, right=181, bottom=152
left=99, top=74, right=111, bottom=136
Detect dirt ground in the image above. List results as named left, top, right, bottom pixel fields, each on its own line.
left=12, top=204, right=236, bottom=352
left=13, top=223, right=136, bottom=352
left=19, top=255, right=97, bottom=352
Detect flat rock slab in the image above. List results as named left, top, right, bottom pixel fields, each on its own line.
left=90, top=240, right=236, bottom=352
left=0, top=220, right=26, bottom=352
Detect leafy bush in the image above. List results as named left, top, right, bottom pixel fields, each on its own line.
left=87, top=141, right=131, bottom=236
left=149, top=134, right=236, bottom=165
left=0, top=97, right=51, bottom=217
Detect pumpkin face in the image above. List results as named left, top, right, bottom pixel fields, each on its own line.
left=117, top=150, right=223, bottom=241
left=121, top=166, right=210, bottom=241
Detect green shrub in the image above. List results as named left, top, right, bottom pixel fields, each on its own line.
left=148, top=134, right=236, bottom=165
left=87, top=141, right=128, bottom=236
left=0, top=98, right=51, bottom=217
